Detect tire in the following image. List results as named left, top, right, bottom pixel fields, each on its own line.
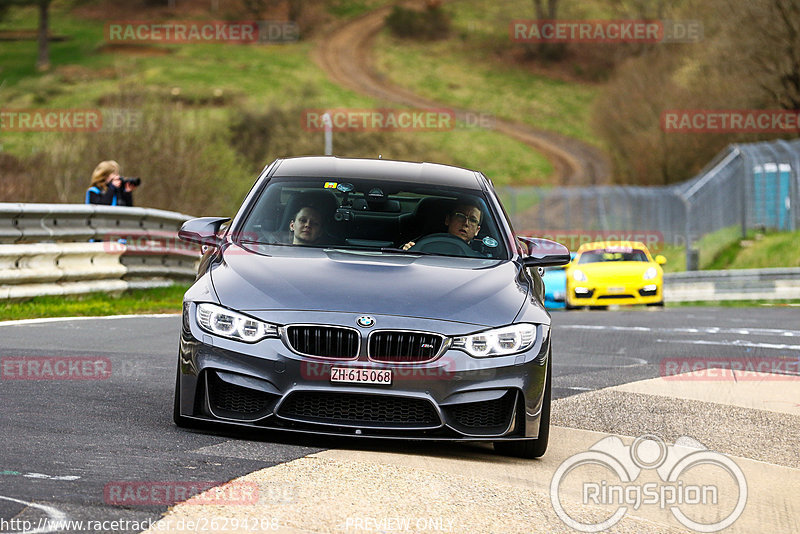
left=646, top=300, right=664, bottom=307
left=494, top=357, right=551, bottom=459
left=173, top=360, right=192, bottom=428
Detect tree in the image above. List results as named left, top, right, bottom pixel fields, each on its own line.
left=0, top=0, right=52, bottom=71
left=528, top=0, right=564, bottom=60
left=708, top=0, right=800, bottom=109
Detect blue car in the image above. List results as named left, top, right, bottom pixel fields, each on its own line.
left=543, top=253, right=575, bottom=310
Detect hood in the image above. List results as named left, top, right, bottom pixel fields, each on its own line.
left=209, top=243, right=530, bottom=327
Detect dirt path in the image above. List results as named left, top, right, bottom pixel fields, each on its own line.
left=312, top=6, right=611, bottom=186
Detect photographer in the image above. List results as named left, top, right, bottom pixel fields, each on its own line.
left=85, top=161, right=141, bottom=206
left=85, top=160, right=121, bottom=205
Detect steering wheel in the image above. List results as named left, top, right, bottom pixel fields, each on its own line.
left=409, top=233, right=477, bottom=256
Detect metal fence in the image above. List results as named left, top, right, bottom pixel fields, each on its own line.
left=0, top=203, right=197, bottom=298
left=502, top=138, right=800, bottom=268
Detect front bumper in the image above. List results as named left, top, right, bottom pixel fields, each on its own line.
left=567, top=281, right=662, bottom=306
left=176, top=305, right=550, bottom=441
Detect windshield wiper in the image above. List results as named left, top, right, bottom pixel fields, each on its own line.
left=380, top=247, right=435, bottom=255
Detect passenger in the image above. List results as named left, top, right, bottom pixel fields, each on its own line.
left=402, top=202, right=482, bottom=250
left=290, top=206, right=324, bottom=245
left=85, top=160, right=122, bottom=205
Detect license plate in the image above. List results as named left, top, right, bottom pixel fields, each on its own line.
left=331, top=367, right=392, bottom=385
left=607, top=286, right=625, bottom=293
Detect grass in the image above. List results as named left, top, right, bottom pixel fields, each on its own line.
left=657, top=227, right=800, bottom=272
left=373, top=1, right=600, bottom=145
left=658, top=226, right=742, bottom=273
left=724, top=231, right=800, bottom=270
left=0, top=284, right=189, bottom=321
left=0, top=3, right=556, bottom=186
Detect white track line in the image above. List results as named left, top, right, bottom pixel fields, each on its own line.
left=0, top=495, right=68, bottom=534
left=0, top=314, right=179, bottom=327
left=655, top=338, right=800, bottom=352
left=561, top=324, right=800, bottom=336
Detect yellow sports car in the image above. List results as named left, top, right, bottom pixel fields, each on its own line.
left=565, top=241, right=666, bottom=308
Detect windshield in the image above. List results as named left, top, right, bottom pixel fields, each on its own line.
left=578, top=247, right=649, bottom=263
left=237, top=177, right=509, bottom=260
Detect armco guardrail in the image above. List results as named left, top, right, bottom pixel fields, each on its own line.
left=665, top=268, right=800, bottom=302
left=0, top=203, right=199, bottom=298
left=0, top=242, right=128, bottom=299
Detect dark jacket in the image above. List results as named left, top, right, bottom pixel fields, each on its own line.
left=85, top=185, right=119, bottom=205
left=117, top=188, right=134, bottom=207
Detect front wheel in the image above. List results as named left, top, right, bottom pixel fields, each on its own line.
left=173, top=361, right=193, bottom=428
left=494, top=357, right=551, bottom=459
left=646, top=300, right=664, bottom=307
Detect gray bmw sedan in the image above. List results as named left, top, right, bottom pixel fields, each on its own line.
left=175, top=156, right=569, bottom=458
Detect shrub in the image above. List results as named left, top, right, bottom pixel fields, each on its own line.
left=385, top=3, right=450, bottom=40
left=228, top=104, right=448, bottom=174
left=1, top=89, right=252, bottom=216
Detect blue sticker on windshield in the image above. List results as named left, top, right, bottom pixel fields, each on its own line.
left=337, top=183, right=354, bottom=193
left=482, top=237, right=498, bottom=248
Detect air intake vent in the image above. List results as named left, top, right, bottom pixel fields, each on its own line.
left=369, top=331, right=444, bottom=363
left=445, top=391, right=516, bottom=435
left=285, top=326, right=359, bottom=359
left=278, top=391, right=440, bottom=428
left=206, top=372, right=276, bottom=420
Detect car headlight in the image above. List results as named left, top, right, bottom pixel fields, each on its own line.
left=452, top=324, right=537, bottom=357
left=196, top=303, right=278, bottom=343
left=572, top=269, right=587, bottom=282
left=643, top=267, right=658, bottom=280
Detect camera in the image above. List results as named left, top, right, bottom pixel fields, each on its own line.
left=122, top=177, right=141, bottom=187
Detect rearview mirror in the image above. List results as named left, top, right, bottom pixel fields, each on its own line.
left=178, top=217, right=231, bottom=247
left=655, top=255, right=667, bottom=265
left=517, top=237, right=571, bottom=267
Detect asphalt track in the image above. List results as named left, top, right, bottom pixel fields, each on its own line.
left=1, top=308, right=798, bottom=533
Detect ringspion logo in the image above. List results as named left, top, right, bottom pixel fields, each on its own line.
left=551, top=434, right=747, bottom=532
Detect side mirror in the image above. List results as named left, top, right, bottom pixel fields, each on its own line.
left=517, top=236, right=571, bottom=267
left=655, top=255, right=667, bottom=265
left=178, top=217, right=231, bottom=247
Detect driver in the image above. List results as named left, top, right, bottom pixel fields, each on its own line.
left=401, top=202, right=482, bottom=250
